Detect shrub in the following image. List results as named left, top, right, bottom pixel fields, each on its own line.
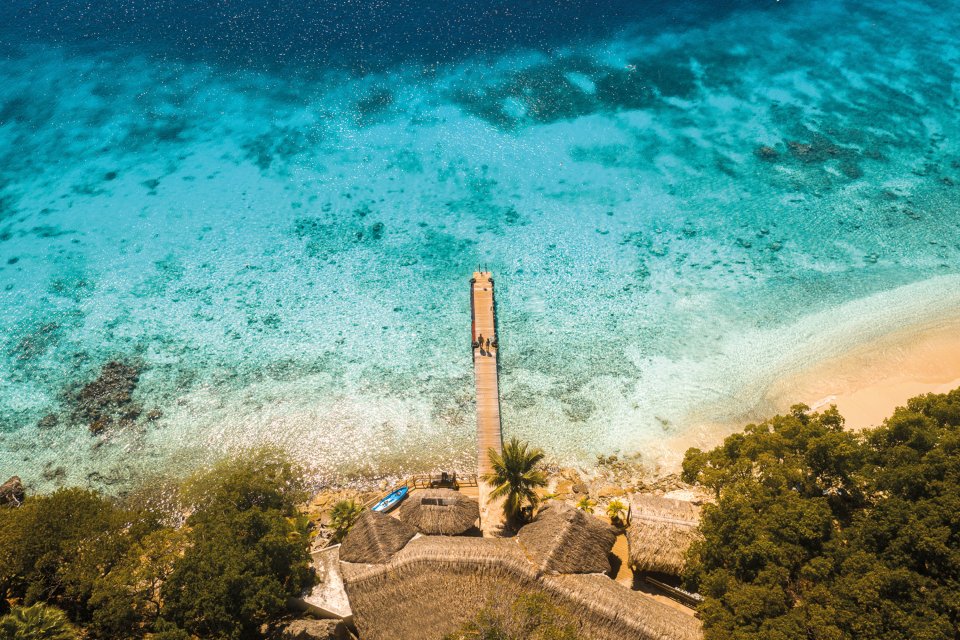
left=575, top=496, right=595, bottom=513
left=0, top=603, right=78, bottom=640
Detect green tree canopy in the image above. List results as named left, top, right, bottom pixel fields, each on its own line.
left=0, top=488, right=158, bottom=621
left=328, top=499, right=363, bottom=543
left=682, top=390, right=960, bottom=640
left=158, top=448, right=313, bottom=640
left=88, top=527, right=189, bottom=639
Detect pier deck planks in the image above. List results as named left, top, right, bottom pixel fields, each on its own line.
left=471, top=271, right=502, bottom=479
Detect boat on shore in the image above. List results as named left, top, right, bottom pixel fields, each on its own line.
left=371, top=485, right=408, bottom=513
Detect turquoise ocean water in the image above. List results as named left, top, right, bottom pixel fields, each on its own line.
left=1, top=0, right=959, bottom=491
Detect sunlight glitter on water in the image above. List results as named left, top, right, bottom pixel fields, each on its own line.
left=0, top=0, right=959, bottom=491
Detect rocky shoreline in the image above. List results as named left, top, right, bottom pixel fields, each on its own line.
left=302, top=454, right=711, bottom=549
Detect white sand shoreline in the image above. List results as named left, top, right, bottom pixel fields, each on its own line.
left=657, top=299, right=960, bottom=471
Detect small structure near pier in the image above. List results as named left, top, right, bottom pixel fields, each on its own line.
left=338, top=510, right=416, bottom=565
left=398, top=488, right=480, bottom=536
left=626, top=495, right=702, bottom=577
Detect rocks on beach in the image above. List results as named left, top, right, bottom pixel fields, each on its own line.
left=545, top=454, right=710, bottom=512
left=280, top=618, right=352, bottom=640
left=0, top=476, right=25, bottom=507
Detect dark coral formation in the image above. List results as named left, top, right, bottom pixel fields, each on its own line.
left=0, top=476, right=25, bottom=507
left=70, top=361, right=143, bottom=434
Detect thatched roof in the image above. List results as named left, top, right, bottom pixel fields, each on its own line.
left=338, top=510, right=416, bottom=564
left=543, top=573, right=702, bottom=640
left=341, top=535, right=702, bottom=640
left=627, top=495, right=702, bottom=576
left=517, top=502, right=617, bottom=575
left=397, top=489, right=480, bottom=535
left=342, top=534, right=536, bottom=584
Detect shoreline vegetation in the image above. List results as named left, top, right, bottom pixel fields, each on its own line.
left=3, top=385, right=960, bottom=638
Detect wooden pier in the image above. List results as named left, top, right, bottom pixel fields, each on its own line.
left=470, top=271, right=502, bottom=478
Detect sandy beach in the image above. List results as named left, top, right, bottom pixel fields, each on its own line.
left=766, top=313, right=960, bottom=429
left=653, top=310, right=960, bottom=472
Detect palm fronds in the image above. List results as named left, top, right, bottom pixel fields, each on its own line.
left=482, top=437, right=547, bottom=526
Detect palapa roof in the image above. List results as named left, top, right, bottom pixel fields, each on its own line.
left=627, top=495, right=702, bottom=576
left=517, top=502, right=618, bottom=575
left=338, top=509, right=416, bottom=564
left=397, top=488, right=480, bottom=535
left=341, top=535, right=702, bottom=640
left=543, top=573, right=702, bottom=640
left=341, top=534, right=536, bottom=583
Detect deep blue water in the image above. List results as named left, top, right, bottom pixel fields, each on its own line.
left=1, top=0, right=959, bottom=491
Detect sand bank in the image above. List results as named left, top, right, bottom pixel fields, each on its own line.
left=765, top=313, right=960, bottom=429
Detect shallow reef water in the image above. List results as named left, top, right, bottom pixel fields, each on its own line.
left=0, top=0, right=959, bottom=491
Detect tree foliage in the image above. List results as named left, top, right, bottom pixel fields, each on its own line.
left=88, top=528, right=189, bottom=639
left=606, top=499, right=627, bottom=528
left=682, top=390, right=960, bottom=640
left=328, top=499, right=363, bottom=543
left=482, top=438, right=548, bottom=526
left=0, top=448, right=313, bottom=640
left=0, top=488, right=158, bottom=621
left=158, top=448, right=313, bottom=640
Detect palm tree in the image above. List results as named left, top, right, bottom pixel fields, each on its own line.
left=0, top=604, right=78, bottom=640
left=576, top=496, right=596, bottom=513
left=329, top=499, right=364, bottom=543
left=606, top=499, right=627, bottom=528
left=482, top=437, right=547, bottom=526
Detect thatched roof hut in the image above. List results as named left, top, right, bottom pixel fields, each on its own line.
left=543, top=573, right=702, bottom=640
left=627, top=495, right=702, bottom=576
left=338, top=510, right=416, bottom=565
left=518, top=502, right=618, bottom=575
left=341, top=535, right=701, bottom=640
left=397, top=489, right=480, bottom=535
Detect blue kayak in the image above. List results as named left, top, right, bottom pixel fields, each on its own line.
left=371, top=485, right=408, bottom=513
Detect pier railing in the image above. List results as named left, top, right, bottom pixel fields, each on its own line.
left=361, top=473, right=479, bottom=509
left=406, top=472, right=478, bottom=490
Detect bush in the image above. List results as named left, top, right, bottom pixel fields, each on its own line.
left=159, top=448, right=313, bottom=639
left=574, top=497, right=595, bottom=514
left=0, top=603, right=78, bottom=640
